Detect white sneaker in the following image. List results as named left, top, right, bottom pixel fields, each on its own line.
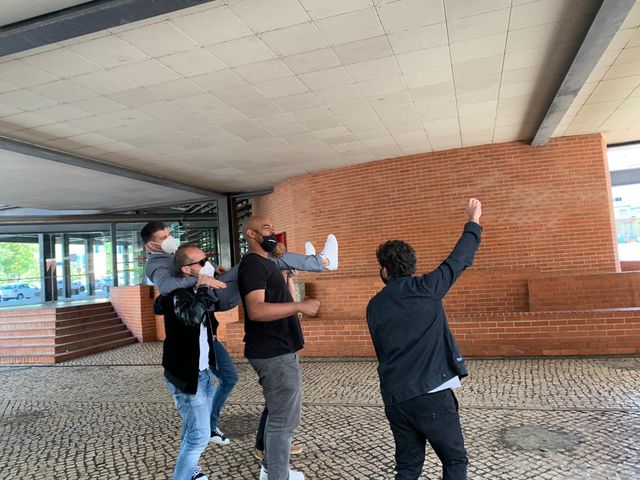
left=304, top=241, right=316, bottom=256
left=260, top=466, right=305, bottom=480
left=210, top=427, right=230, bottom=445
left=320, top=234, right=338, bottom=270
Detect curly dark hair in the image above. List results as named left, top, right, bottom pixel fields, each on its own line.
left=376, top=240, right=417, bottom=278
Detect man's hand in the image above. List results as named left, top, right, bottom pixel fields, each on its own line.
left=466, top=198, right=482, bottom=224
left=298, top=298, right=320, bottom=317
left=215, top=265, right=227, bottom=275
left=272, top=242, right=286, bottom=258
left=197, top=273, right=227, bottom=290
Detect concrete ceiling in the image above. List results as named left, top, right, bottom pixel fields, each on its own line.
left=0, top=0, right=639, bottom=211
left=0, top=148, right=211, bottom=210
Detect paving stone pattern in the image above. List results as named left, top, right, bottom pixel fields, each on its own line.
left=1, top=343, right=639, bottom=479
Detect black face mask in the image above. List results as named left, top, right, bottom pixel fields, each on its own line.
left=379, top=268, right=388, bottom=284
left=259, top=234, right=278, bottom=253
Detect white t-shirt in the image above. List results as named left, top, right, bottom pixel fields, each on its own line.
left=429, top=375, right=461, bottom=393
left=198, top=322, right=210, bottom=371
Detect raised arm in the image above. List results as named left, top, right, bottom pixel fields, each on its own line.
left=244, top=289, right=319, bottom=322
left=147, top=259, right=197, bottom=296
left=419, top=198, right=483, bottom=300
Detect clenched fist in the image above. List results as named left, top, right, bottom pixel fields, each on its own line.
left=466, top=198, right=482, bottom=224
left=298, top=298, right=321, bottom=317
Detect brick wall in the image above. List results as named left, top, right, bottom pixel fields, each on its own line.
left=529, top=272, right=640, bottom=311
left=451, top=309, right=640, bottom=356
left=110, top=286, right=157, bottom=342
left=218, top=133, right=639, bottom=358
left=621, top=261, right=640, bottom=272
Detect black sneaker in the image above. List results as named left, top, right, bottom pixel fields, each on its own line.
left=210, top=427, right=230, bottom=445
left=191, top=466, right=208, bottom=480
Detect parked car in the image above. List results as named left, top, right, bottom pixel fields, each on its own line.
left=0, top=283, right=41, bottom=301
left=56, top=279, right=86, bottom=295
left=94, top=277, right=113, bottom=291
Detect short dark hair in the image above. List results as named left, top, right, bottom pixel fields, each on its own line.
left=174, top=243, right=199, bottom=270
left=140, top=222, right=167, bottom=244
left=376, top=240, right=417, bottom=278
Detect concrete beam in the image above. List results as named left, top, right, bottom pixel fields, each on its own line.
left=0, top=135, right=224, bottom=198
left=0, top=0, right=217, bottom=57
left=531, top=0, right=636, bottom=146
left=611, top=168, right=640, bottom=186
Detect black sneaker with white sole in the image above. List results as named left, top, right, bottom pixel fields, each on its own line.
left=191, top=466, right=208, bottom=480
left=210, top=427, right=230, bottom=446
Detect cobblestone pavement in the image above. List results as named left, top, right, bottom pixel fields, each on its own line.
left=1, top=344, right=639, bottom=479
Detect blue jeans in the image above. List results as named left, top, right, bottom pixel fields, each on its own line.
left=166, top=369, right=217, bottom=480
left=210, top=339, right=238, bottom=433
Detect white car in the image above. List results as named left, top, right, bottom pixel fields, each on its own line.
left=0, top=283, right=41, bottom=301
left=56, top=280, right=86, bottom=295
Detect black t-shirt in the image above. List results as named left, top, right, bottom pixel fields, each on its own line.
left=238, top=252, right=304, bottom=359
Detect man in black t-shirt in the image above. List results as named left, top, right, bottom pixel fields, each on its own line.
left=238, top=215, right=321, bottom=480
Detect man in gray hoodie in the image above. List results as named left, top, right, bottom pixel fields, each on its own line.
left=142, top=221, right=338, bottom=447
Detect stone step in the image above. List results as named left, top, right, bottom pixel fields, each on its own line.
left=0, top=312, right=120, bottom=332
left=56, top=304, right=114, bottom=320
left=55, top=324, right=128, bottom=345
left=0, top=354, right=56, bottom=364
left=57, top=318, right=123, bottom=335
left=0, top=301, right=137, bottom=364
left=0, top=344, right=55, bottom=355
left=0, top=330, right=134, bottom=355
left=0, top=324, right=128, bottom=346
left=55, top=312, right=120, bottom=328
left=55, top=330, right=134, bottom=354
left=0, top=312, right=55, bottom=323
left=0, top=335, right=52, bottom=345
left=54, top=337, right=137, bottom=363
left=0, top=323, right=56, bottom=335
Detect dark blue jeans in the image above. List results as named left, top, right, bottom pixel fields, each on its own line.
left=209, top=339, right=238, bottom=433
left=384, top=389, right=468, bottom=480
left=255, top=406, right=268, bottom=450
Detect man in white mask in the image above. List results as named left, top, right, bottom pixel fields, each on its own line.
left=141, top=221, right=338, bottom=449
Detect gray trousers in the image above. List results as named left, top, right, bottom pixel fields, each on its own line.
left=248, top=352, right=302, bottom=480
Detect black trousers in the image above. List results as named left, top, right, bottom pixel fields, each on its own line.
left=385, top=389, right=468, bottom=480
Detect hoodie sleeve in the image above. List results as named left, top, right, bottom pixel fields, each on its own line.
left=147, top=254, right=197, bottom=296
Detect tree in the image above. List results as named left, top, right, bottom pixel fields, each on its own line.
left=0, top=243, right=39, bottom=283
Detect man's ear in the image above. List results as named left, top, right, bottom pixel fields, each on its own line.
left=245, top=228, right=256, bottom=240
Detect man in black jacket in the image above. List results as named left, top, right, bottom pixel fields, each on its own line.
left=156, top=243, right=224, bottom=480
left=366, top=198, right=482, bottom=480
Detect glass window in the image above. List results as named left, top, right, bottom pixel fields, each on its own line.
left=0, top=234, right=41, bottom=306
left=609, top=144, right=640, bottom=261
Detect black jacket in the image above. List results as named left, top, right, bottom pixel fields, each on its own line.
left=366, top=222, right=482, bottom=405
left=155, top=286, right=219, bottom=394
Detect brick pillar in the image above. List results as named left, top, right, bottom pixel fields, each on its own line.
left=110, top=286, right=157, bottom=342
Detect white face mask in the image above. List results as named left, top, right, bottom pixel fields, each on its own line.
left=160, top=236, right=179, bottom=254
left=199, top=261, right=216, bottom=277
